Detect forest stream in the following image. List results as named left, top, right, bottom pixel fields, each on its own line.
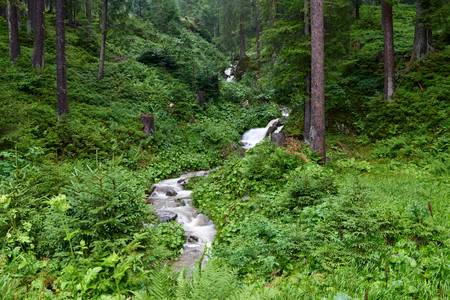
left=147, top=110, right=288, bottom=270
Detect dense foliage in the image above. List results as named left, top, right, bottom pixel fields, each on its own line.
left=0, top=0, right=448, bottom=298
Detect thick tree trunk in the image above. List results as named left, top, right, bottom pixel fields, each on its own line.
left=381, top=0, right=395, bottom=101
left=411, top=0, right=432, bottom=61
left=32, top=0, right=45, bottom=70
left=7, top=1, right=21, bottom=63
left=310, top=0, right=326, bottom=162
left=56, top=0, right=68, bottom=118
left=27, top=0, right=36, bottom=34
left=303, top=0, right=311, bottom=143
left=98, top=0, right=108, bottom=80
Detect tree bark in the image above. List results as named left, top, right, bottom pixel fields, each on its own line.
left=381, top=0, right=395, bottom=101
left=98, top=0, right=108, bottom=80
left=411, top=0, right=431, bottom=61
left=32, top=0, right=45, bottom=70
left=304, top=0, right=311, bottom=144
left=7, top=1, right=21, bottom=63
left=310, top=0, right=326, bottom=162
left=56, top=0, right=68, bottom=118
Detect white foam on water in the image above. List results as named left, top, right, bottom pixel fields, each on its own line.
left=241, top=118, right=281, bottom=150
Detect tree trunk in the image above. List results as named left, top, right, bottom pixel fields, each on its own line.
left=7, top=1, right=21, bottom=63
left=98, top=0, right=108, bottom=80
left=310, top=0, right=326, bottom=162
left=381, top=0, right=395, bottom=101
left=85, top=0, right=92, bottom=23
left=254, top=0, right=261, bottom=78
left=27, top=0, right=36, bottom=34
left=56, top=0, right=68, bottom=118
left=411, top=0, right=431, bottom=61
left=32, top=0, right=45, bottom=70
left=354, top=0, right=361, bottom=20
left=239, top=7, right=246, bottom=61
left=271, top=0, right=277, bottom=25
left=303, top=0, right=311, bottom=143
left=304, top=0, right=310, bottom=35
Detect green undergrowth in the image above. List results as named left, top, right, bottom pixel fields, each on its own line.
left=0, top=13, right=278, bottom=298
left=191, top=142, right=449, bottom=299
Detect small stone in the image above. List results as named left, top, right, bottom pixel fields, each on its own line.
left=187, top=235, right=200, bottom=243
left=166, top=189, right=177, bottom=196
left=157, top=210, right=177, bottom=222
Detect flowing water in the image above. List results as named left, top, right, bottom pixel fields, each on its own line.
left=147, top=171, right=215, bottom=270
left=147, top=109, right=288, bottom=270
left=224, top=66, right=235, bottom=82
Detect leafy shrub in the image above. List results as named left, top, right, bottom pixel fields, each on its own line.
left=282, top=164, right=337, bottom=210
left=64, top=165, right=153, bottom=244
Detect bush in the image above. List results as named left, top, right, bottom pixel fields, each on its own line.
left=282, top=164, right=337, bottom=210
left=64, top=165, right=153, bottom=243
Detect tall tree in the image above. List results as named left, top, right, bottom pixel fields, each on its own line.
left=381, top=0, right=395, bottom=100
left=310, top=0, right=326, bottom=162
left=304, top=0, right=311, bottom=144
left=32, top=0, right=45, bottom=70
left=239, top=0, right=247, bottom=61
left=354, top=0, right=361, bottom=20
left=254, top=0, right=261, bottom=77
left=7, top=0, right=21, bottom=63
left=56, top=0, right=68, bottom=118
left=411, top=0, right=432, bottom=61
left=98, top=0, right=108, bottom=79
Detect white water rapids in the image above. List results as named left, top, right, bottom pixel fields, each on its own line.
left=147, top=109, right=288, bottom=270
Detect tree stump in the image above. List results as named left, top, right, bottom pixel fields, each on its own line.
left=141, top=114, right=155, bottom=135
left=196, top=90, right=206, bottom=107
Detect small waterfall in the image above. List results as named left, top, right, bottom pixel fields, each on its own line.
left=240, top=119, right=281, bottom=150
left=224, top=64, right=236, bottom=82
